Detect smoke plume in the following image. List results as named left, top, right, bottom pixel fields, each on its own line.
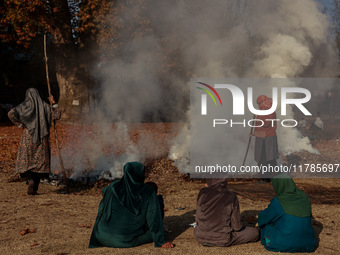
left=53, top=0, right=338, bottom=177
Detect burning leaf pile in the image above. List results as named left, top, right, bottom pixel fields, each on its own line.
left=1, top=120, right=339, bottom=194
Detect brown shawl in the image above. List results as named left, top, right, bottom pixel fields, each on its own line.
left=194, top=178, right=243, bottom=246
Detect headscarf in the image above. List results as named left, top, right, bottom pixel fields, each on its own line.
left=206, top=178, right=229, bottom=189
left=257, top=95, right=268, bottom=105
left=257, top=95, right=272, bottom=110
left=272, top=174, right=311, bottom=217
left=198, top=178, right=230, bottom=212
left=14, top=88, right=51, bottom=145
left=102, top=162, right=146, bottom=219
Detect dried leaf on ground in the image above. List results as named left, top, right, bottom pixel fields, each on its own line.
left=20, top=225, right=35, bottom=235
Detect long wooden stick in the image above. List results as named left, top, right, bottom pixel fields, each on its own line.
left=44, top=34, right=69, bottom=193
left=242, top=114, right=256, bottom=166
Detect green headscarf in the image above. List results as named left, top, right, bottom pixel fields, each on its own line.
left=102, top=162, right=146, bottom=221
left=272, top=174, right=311, bottom=217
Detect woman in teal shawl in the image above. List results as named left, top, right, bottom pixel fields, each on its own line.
left=258, top=174, right=316, bottom=252
left=89, top=162, right=173, bottom=248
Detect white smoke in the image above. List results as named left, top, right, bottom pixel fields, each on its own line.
left=51, top=122, right=142, bottom=180
left=53, top=0, right=338, bottom=177
left=242, top=0, right=334, bottom=158
left=169, top=122, right=190, bottom=173
left=167, top=0, right=337, bottom=173
left=251, top=34, right=313, bottom=77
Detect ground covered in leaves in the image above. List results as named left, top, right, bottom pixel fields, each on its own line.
left=0, top=121, right=339, bottom=254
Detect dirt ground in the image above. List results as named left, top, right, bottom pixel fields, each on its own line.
left=0, top=122, right=339, bottom=255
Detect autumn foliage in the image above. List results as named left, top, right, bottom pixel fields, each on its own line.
left=0, top=0, right=113, bottom=49
left=77, top=0, right=112, bottom=34
left=0, top=0, right=51, bottom=48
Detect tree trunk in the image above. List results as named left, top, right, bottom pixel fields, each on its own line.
left=50, top=0, right=88, bottom=120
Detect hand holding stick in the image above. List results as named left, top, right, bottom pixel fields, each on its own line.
left=48, top=95, right=56, bottom=105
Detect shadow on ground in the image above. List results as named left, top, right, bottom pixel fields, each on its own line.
left=164, top=209, right=196, bottom=242
left=240, top=210, right=261, bottom=227
left=311, top=216, right=324, bottom=250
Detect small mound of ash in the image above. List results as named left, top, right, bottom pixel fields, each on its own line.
left=44, top=157, right=242, bottom=194
left=42, top=170, right=118, bottom=194
left=144, top=157, right=205, bottom=185
left=283, top=154, right=301, bottom=166
left=45, top=173, right=115, bottom=194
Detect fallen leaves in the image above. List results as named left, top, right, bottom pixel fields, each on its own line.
left=0, top=125, right=20, bottom=174
left=7, top=173, right=21, bottom=182
left=20, top=225, right=35, bottom=235
left=40, top=202, right=53, bottom=206
left=30, top=241, right=38, bottom=247
left=77, top=224, right=91, bottom=228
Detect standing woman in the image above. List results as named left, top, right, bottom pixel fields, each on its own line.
left=7, top=88, right=61, bottom=195
left=251, top=95, right=279, bottom=181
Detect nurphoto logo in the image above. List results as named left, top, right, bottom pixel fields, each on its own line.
left=197, top=82, right=311, bottom=116
left=196, top=82, right=312, bottom=128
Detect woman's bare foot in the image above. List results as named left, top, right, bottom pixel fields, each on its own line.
left=161, top=242, right=174, bottom=248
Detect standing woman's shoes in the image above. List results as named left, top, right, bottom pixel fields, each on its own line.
left=32, top=174, right=40, bottom=194
left=27, top=179, right=37, bottom=195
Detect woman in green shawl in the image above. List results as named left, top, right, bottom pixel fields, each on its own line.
left=89, top=162, right=173, bottom=249
left=258, top=174, right=316, bottom=252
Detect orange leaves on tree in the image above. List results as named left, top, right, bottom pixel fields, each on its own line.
left=0, top=0, right=49, bottom=47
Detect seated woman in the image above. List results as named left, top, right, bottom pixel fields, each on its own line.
left=194, top=178, right=259, bottom=246
left=145, top=182, right=165, bottom=220
left=89, top=162, right=173, bottom=248
left=258, top=174, right=316, bottom=252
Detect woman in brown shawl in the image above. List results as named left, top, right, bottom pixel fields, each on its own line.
left=194, top=178, right=259, bottom=247
left=8, top=88, right=61, bottom=195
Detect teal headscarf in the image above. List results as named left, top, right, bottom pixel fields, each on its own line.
left=272, top=174, right=311, bottom=217
left=102, top=162, right=146, bottom=220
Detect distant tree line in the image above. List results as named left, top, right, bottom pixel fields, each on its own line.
left=1, top=0, right=340, bottom=120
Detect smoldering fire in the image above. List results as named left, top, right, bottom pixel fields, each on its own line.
left=213, top=118, right=298, bottom=128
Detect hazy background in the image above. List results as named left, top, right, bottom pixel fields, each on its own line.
left=52, top=0, right=339, bottom=178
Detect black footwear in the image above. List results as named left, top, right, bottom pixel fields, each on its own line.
left=27, top=179, right=37, bottom=195
left=32, top=175, right=40, bottom=193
